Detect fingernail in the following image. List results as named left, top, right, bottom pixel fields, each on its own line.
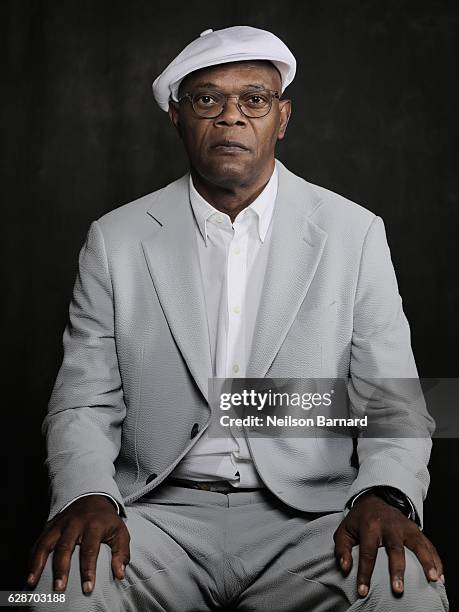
left=83, top=580, right=93, bottom=593
left=358, top=584, right=368, bottom=597
left=393, top=579, right=404, bottom=591
left=121, top=563, right=125, bottom=573
left=440, top=574, right=445, bottom=584
left=428, top=568, right=438, bottom=581
left=26, top=573, right=35, bottom=584
left=54, top=579, right=64, bottom=591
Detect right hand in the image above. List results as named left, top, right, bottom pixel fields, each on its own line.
left=25, top=494, right=130, bottom=593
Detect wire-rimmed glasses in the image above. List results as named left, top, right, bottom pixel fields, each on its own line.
left=177, top=88, right=280, bottom=118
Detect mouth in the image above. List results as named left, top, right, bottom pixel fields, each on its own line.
left=210, top=140, right=250, bottom=153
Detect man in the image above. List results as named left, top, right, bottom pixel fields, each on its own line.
left=27, top=26, right=448, bottom=611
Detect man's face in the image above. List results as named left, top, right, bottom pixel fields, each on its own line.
left=168, top=60, right=291, bottom=188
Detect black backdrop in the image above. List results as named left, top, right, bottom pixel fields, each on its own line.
left=2, top=0, right=458, bottom=607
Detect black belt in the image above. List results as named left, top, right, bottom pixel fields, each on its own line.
left=165, top=476, right=263, bottom=493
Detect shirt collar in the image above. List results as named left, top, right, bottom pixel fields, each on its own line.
left=189, top=162, right=278, bottom=246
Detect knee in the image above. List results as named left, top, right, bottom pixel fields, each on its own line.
left=365, top=546, right=449, bottom=611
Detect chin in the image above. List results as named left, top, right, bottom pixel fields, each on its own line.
left=201, top=158, right=251, bottom=187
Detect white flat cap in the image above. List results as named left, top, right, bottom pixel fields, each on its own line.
left=152, top=25, right=296, bottom=112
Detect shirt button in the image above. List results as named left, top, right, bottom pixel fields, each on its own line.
left=233, top=247, right=241, bottom=255
left=232, top=364, right=240, bottom=374
left=233, top=306, right=241, bottom=314
left=216, top=215, right=224, bottom=224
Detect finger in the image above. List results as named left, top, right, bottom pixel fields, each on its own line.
left=109, top=527, right=131, bottom=580
left=334, top=527, right=356, bottom=575
left=52, top=528, right=80, bottom=591
left=356, top=530, right=380, bottom=597
left=385, top=537, right=406, bottom=594
left=407, top=532, right=439, bottom=583
left=26, top=530, right=62, bottom=588
left=79, top=530, right=102, bottom=594
left=421, top=535, right=445, bottom=584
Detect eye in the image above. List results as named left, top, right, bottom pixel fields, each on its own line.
left=194, top=93, right=219, bottom=106
left=243, top=93, right=270, bottom=108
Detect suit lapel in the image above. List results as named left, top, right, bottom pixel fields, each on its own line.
left=142, top=175, right=213, bottom=402
left=246, top=160, right=328, bottom=378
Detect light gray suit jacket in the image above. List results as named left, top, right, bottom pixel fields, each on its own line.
left=44, top=159, right=434, bottom=527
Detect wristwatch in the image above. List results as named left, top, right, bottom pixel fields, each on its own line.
left=349, top=486, right=419, bottom=524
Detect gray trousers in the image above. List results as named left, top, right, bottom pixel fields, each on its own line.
left=31, top=484, right=449, bottom=611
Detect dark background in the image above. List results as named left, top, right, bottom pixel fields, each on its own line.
left=1, top=0, right=458, bottom=608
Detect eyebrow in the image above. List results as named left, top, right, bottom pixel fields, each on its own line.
left=190, top=82, right=267, bottom=90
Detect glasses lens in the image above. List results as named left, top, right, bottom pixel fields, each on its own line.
left=192, top=91, right=225, bottom=117
left=239, top=91, right=272, bottom=117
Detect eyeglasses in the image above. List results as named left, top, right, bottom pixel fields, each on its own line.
left=177, top=89, right=280, bottom=118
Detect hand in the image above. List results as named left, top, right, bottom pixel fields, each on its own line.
left=25, top=494, right=130, bottom=594
left=333, top=492, right=445, bottom=597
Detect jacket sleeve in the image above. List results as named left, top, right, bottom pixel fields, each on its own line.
left=43, top=220, right=127, bottom=521
left=346, top=215, right=435, bottom=530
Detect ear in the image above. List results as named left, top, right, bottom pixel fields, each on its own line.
left=168, top=101, right=182, bottom=138
left=277, top=99, right=292, bottom=141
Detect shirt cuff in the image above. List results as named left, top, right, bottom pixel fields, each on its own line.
left=59, top=493, right=120, bottom=515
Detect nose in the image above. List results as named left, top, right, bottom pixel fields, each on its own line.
left=214, top=96, right=247, bottom=127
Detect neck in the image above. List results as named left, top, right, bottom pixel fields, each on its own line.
left=190, top=160, right=275, bottom=223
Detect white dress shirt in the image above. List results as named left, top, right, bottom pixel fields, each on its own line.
left=169, top=163, right=279, bottom=488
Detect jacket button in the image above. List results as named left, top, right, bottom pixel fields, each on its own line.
left=190, top=423, right=199, bottom=439
left=146, top=473, right=157, bottom=484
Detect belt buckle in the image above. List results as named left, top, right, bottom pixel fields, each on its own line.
left=197, top=482, right=213, bottom=491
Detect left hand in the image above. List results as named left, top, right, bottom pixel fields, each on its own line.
left=333, top=492, right=445, bottom=597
